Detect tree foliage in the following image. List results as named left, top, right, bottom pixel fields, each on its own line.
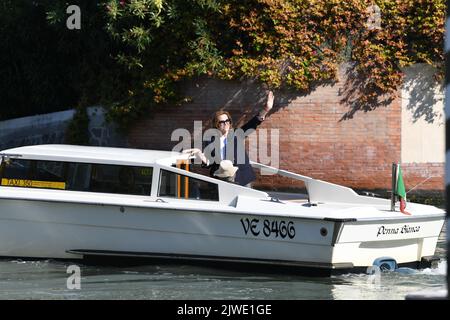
left=0, top=0, right=444, bottom=127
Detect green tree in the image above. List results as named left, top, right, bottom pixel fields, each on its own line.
left=0, top=0, right=444, bottom=128
left=102, top=0, right=444, bottom=126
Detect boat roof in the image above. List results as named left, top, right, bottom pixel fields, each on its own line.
left=0, top=144, right=187, bottom=166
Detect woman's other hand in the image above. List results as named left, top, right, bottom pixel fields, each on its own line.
left=183, top=148, right=207, bottom=163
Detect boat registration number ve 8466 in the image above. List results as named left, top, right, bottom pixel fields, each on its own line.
left=240, top=218, right=295, bottom=239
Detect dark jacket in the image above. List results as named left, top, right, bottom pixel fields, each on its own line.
left=203, top=115, right=263, bottom=186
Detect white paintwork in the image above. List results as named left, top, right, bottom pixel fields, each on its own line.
left=0, top=144, right=445, bottom=272
left=401, top=64, right=445, bottom=163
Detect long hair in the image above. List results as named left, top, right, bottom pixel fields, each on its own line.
left=213, top=110, right=233, bottom=129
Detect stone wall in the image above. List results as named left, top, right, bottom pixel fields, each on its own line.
left=0, top=107, right=126, bottom=150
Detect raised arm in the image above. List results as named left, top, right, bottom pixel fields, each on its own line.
left=258, top=90, right=274, bottom=120
left=240, top=91, right=274, bottom=132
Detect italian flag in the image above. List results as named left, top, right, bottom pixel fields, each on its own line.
left=396, top=164, right=411, bottom=215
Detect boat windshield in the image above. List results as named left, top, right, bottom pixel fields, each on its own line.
left=173, top=159, right=308, bottom=202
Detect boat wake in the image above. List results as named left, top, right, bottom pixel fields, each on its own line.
left=416, top=260, right=446, bottom=276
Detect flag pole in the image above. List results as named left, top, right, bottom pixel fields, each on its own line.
left=391, top=163, right=397, bottom=211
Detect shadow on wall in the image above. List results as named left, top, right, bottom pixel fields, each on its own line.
left=402, top=64, right=443, bottom=125
left=338, top=63, right=394, bottom=121
left=338, top=63, right=443, bottom=123
left=180, top=77, right=321, bottom=127
left=131, top=76, right=338, bottom=152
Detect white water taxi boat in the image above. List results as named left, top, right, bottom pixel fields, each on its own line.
left=0, top=145, right=445, bottom=275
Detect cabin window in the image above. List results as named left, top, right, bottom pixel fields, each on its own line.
left=158, top=169, right=219, bottom=201
left=0, top=159, right=66, bottom=190
left=0, top=159, right=32, bottom=180
left=88, top=164, right=152, bottom=196
left=0, top=159, right=153, bottom=196
left=66, top=163, right=91, bottom=191
left=34, top=161, right=67, bottom=188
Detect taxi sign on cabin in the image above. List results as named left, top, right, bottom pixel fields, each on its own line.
left=1, top=178, right=66, bottom=190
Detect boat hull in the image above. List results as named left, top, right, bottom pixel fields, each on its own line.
left=0, top=198, right=444, bottom=273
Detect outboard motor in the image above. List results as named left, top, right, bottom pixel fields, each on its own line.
left=372, top=257, right=398, bottom=272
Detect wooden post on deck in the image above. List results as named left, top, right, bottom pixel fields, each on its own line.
left=176, top=159, right=190, bottom=199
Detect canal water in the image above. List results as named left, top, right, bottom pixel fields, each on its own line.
left=0, top=229, right=446, bottom=300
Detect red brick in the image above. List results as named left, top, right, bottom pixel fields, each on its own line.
left=128, top=74, right=443, bottom=192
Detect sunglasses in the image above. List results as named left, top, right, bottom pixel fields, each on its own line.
left=218, top=119, right=231, bottom=125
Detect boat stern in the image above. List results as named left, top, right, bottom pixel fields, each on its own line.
left=329, top=206, right=445, bottom=269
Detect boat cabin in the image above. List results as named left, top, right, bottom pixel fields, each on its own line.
left=0, top=144, right=267, bottom=205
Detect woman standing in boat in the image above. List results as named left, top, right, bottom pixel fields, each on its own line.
left=190, top=91, right=274, bottom=186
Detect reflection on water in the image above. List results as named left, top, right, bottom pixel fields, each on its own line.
left=0, top=230, right=446, bottom=300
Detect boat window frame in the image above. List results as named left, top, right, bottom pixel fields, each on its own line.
left=157, top=167, right=220, bottom=202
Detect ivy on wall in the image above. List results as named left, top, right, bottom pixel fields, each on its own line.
left=102, top=0, right=445, bottom=126
left=1, top=0, right=444, bottom=128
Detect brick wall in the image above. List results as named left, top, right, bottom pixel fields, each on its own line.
left=127, top=66, right=444, bottom=192
left=401, top=163, right=444, bottom=193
